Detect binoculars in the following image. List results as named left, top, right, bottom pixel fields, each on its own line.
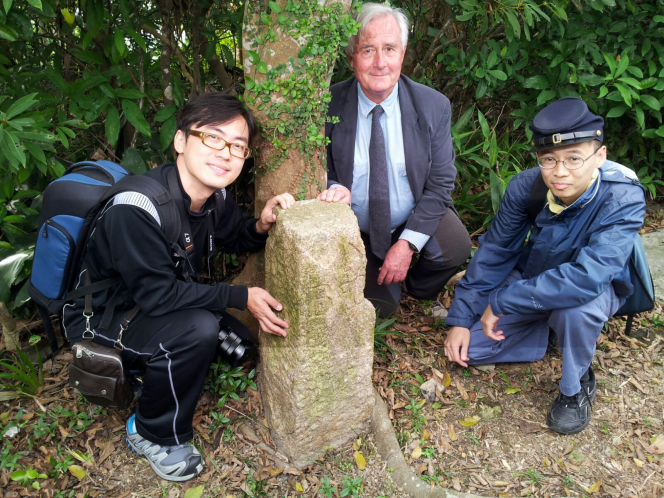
left=218, top=326, right=252, bottom=366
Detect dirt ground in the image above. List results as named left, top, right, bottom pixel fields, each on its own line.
left=2, top=206, right=664, bottom=498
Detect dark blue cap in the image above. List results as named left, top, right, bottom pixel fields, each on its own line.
left=530, top=97, right=604, bottom=150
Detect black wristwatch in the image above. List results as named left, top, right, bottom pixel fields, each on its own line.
left=407, top=241, right=419, bottom=253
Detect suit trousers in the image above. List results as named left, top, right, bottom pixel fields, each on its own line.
left=363, top=209, right=471, bottom=317
left=465, top=269, right=624, bottom=396
left=92, top=309, right=250, bottom=446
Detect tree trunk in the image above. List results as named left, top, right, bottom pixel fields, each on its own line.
left=0, top=302, right=19, bottom=351
left=231, top=0, right=353, bottom=337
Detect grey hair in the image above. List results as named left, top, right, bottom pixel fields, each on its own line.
left=345, top=3, right=410, bottom=58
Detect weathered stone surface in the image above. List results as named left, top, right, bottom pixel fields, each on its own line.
left=260, top=200, right=375, bottom=467
left=419, top=379, right=444, bottom=403
left=642, top=230, right=664, bottom=304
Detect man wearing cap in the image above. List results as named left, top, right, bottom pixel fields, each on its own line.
left=444, top=97, right=646, bottom=434
left=317, top=3, right=471, bottom=317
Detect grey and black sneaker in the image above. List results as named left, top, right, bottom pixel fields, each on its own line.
left=546, top=367, right=596, bottom=435
left=126, top=414, right=203, bottom=481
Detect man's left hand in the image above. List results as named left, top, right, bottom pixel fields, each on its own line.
left=377, top=239, right=414, bottom=285
left=481, top=304, right=505, bottom=341
left=256, top=193, right=296, bottom=233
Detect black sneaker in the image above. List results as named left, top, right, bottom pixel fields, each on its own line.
left=546, top=367, right=596, bottom=435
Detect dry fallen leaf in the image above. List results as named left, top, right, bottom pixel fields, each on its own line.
left=647, top=434, right=664, bottom=454
left=184, top=485, right=205, bottom=498
left=586, top=481, right=602, bottom=494
left=458, top=416, right=481, bottom=427
left=411, top=446, right=422, bottom=460
left=442, top=372, right=452, bottom=387
left=68, top=465, right=86, bottom=481
left=421, top=429, right=431, bottom=441
left=448, top=423, right=458, bottom=441
left=354, top=451, right=366, bottom=470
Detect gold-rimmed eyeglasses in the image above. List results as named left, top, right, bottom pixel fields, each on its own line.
left=537, top=147, right=600, bottom=171
left=189, top=130, right=252, bottom=159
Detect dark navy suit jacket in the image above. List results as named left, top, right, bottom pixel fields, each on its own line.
left=325, top=75, right=457, bottom=237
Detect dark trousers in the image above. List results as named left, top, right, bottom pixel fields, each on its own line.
left=363, top=209, right=471, bottom=317
left=96, top=309, right=249, bottom=446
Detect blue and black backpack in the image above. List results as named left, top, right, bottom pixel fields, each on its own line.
left=29, top=160, right=183, bottom=354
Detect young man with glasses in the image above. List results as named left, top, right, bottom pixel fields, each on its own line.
left=63, top=93, right=294, bottom=480
left=444, top=97, right=646, bottom=434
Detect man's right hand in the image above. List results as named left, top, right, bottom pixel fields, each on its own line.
left=444, top=326, right=471, bottom=367
left=247, top=287, right=289, bottom=337
left=317, top=186, right=351, bottom=205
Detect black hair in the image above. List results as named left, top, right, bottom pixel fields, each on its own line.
left=176, top=93, right=258, bottom=144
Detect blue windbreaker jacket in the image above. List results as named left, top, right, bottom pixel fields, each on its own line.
left=446, top=161, right=646, bottom=329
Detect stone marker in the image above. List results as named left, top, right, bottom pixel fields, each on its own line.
left=260, top=200, right=375, bottom=467
left=643, top=230, right=664, bottom=304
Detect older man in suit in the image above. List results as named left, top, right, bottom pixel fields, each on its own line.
left=318, top=3, right=470, bottom=316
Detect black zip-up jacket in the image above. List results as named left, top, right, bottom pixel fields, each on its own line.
left=62, top=163, right=267, bottom=343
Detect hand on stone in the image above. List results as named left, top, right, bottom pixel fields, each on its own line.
left=377, top=239, right=414, bottom=285
left=256, top=193, right=296, bottom=233
left=317, top=187, right=351, bottom=205
left=481, top=305, right=504, bottom=341
left=247, top=287, right=289, bottom=337
left=444, top=326, right=471, bottom=367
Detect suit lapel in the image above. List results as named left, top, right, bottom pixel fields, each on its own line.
left=331, top=78, right=359, bottom=189
left=399, top=77, right=429, bottom=201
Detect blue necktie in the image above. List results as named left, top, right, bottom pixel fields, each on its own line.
left=369, top=105, right=391, bottom=260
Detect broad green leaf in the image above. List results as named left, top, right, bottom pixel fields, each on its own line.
left=602, top=53, right=617, bottom=77
left=0, top=23, right=18, bottom=41
left=537, top=89, right=556, bottom=106
left=23, top=140, right=46, bottom=164
left=256, top=61, right=268, bottom=74
left=617, top=77, right=641, bottom=90
left=477, top=110, right=490, bottom=139
left=4, top=0, right=13, bottom=14
left=4, top=131, right=26, bottom=166
left=606, top=105, right=627, bottom=118
left=159, top=116, right=177, bottom=152
left=504, top=10, right=520, bottom=39
left=613, top=82, right=632, bottom=107
left=5, top=93, right=37, bottom=119
left=121, top=100, right=151, bottom=137
left=268, top=1, right=281, bottom=13
left=505, top=387, right=521, bottom=394
left=114, top=28, right=126, bottom=55
left=105, top=106, right=120, bottom=147
left=61, top=8, right=75, bottom=25
left=56, top=128, right=69, bottom=149
left=634, top=105, right=645, bottom=130
left=615, top=54, right=629, bottom=78
left=523, top=75, right=549, bottom=89
left=640, top=94, right=661, bottom=111
left=0, top=249, right=33, bottom=302
left=26, top=0, right=41, bottom=9
left=122, top=26, right=147, bottom=52
left=154, top=105, right=176, bottom=122
left=70, top=49, right=106, bottom=65
left=487, top=69, right=507, bottom=81
left=121, top=148, right=147, bottom=174
left=260, top=12, right=271, bottom=25
left=489, top=171, right=504, bottom=215
left=654, top=15, right=664, bottom=23
left=579, top=73, right=604, bottom=87
left=554, top=6, right=568, bottom=21
left=115, top=88, right=145, bottom=99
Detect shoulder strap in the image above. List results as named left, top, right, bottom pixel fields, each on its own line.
left=527, top=172, right=548, bottom=224
left=104, top=175, right=181, bottom=245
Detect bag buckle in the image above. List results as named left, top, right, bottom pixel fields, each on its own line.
left=83, top=311, right=94, bottom=339
left=114, top=323, right=126, bottom=351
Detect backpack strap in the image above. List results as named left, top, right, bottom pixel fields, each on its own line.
left=527, top=172, right=548, bottom=225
